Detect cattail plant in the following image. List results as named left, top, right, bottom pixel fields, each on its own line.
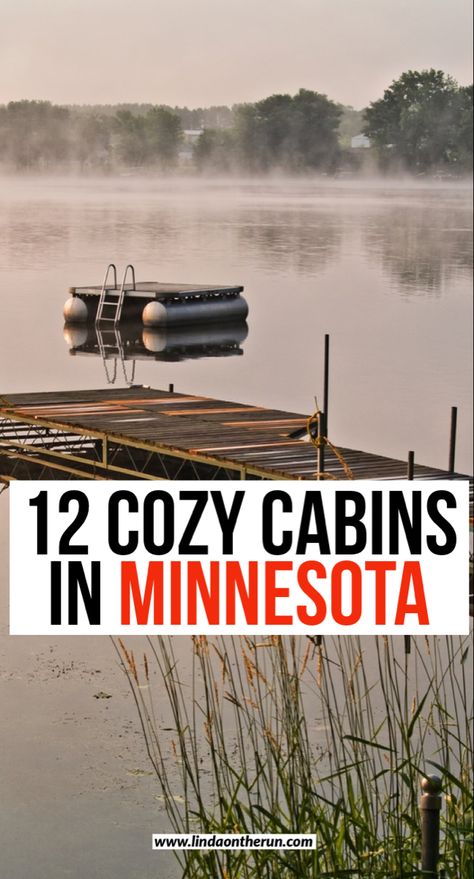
left=113, top=634, right=473, bottom=878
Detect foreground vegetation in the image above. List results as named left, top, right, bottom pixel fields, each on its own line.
left=0, top=69, right=471, bottom=175
left=115, top=634, right=473, bottom=878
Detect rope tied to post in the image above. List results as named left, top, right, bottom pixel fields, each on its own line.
left=306, top=406, right=354, bottom=480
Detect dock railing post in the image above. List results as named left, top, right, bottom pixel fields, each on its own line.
left=318, top=411, right=326, bottom=477
left=448, top=406, right=457, bottom=474
left=323, top=334, right=330, bottom=434
left=420, top=775, right=442, bottom=877
left=405, top=450, right=415, bottom=654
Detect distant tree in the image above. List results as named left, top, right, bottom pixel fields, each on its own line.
left=0, top=100, right=70, bottom=168
left=193, top=127, right=235, bottom=172
left=254, top=93, right=294, bottom=169
left=1, top=81, right=469, bottom=175
left=233, top=103, right=262, bottom=171
left=172, top=106, right=200, bottom=129
left=454, top=84, right=473, bottom=168
left=202, top=106, right=235, bottom=128
left=364, top=69, right=471, bottom=171
left=72, top=113, right=112, bottom=169
left=144, top=107, right=182, bottom=168
left=291, top=89, right=341, bottom=169
left=233, top=90, right=341, bottom=172
left=113, top=110, right=147, bottom=166
left=174, top=105, right=234, bottom=129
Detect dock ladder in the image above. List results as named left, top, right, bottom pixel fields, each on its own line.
left=95, top=263, right=136, bottom=326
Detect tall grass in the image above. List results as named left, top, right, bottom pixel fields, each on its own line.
left=114, top=635, right=473, bottom=878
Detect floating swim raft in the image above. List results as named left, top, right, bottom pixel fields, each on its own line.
left=64, top=264, right=247, bottom=327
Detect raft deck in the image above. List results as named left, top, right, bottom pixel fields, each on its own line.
left=0, top=387, right=471, bottom=490
left=70, top=282, right=244, bottom=302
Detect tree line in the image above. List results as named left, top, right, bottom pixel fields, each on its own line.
left=0, top=70, right=471, bottom=174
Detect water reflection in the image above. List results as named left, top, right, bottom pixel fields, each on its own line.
left=2, top=181, right=471, bottom=295
left=235, top=207, right=343, bottom=274
left=364, top=203, right=473, bottom=295
left=0, top=204, right=71, bottom=269
left=64, top=320, right=248, bottom=385
left=0, top=178, right=472, bottom=472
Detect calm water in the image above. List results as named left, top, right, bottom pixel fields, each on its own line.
left=0, top=175, right=472, bottom=468
left=0, top=176, right=472, bottom=877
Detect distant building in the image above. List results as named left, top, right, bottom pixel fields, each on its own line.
left=183, top=129, right=204, bottom=144
left=351, top=134, right=371, bottom=149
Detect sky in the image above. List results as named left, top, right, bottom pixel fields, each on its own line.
left=0, top=0, right=472, bottom=109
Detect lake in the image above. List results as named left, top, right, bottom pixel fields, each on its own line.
left=0, top=175, right=472, bottom=877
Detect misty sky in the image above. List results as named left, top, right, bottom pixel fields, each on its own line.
left=0, top=0, right=472, bottom=109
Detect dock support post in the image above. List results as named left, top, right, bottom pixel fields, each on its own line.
left=102, top=436, right=108, bottom=468
left=448, top=406, right=457, bottom=474
left=420, top=775, right=442, bottom=877
left=169, top=383, right=174, bottom=394
left=323, top=334, right=330, bottom=434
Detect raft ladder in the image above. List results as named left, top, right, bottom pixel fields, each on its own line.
left=95, top=263, right=137, bottom=383
left=95, top=263, right=136, bottom=326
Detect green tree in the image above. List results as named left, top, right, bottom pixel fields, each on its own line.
left=233, top=103, right=262, bottom=171
left=364, top=69, right=471, bottom=171
left=233, top=89, right=341, bottom=173
left=72, top=113, right=112, bottom=169
left=113, top=110, right=147, bottom=166
left=0, top=100, right=71, bottom=168
left=144, top=107, right=182, bottom=168
left=253, top=93, right=294, bottom=169
left=454, top=84, right=473, bottom=168
left=193, top=127, right=235, bottom=172
left=291, top=88, right=341, bottom=169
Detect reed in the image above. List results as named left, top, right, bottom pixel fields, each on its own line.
left=113, top=634, right=473, bottom=878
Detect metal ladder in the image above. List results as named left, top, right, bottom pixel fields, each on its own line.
left=95, top=263, right=136, bottom=326
left=95, top=325, right=136, bottom=386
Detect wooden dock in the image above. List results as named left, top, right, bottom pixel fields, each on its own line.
left=0, top=387, right=471, bottom=490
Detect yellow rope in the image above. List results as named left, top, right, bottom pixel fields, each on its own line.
left=306, top=408, right=354, bottom=480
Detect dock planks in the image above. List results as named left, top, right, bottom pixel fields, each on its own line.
left=1, top=387, right=472, bottom=492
